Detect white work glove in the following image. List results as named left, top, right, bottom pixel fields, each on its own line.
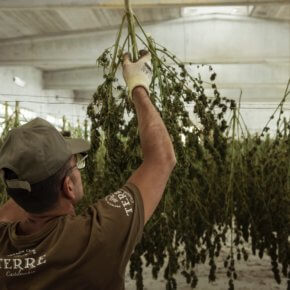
left=122, top=50, right=153, bottom=99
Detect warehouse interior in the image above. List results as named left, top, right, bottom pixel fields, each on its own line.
left=0, top=0, right=289, bottom=130
left=0, top=1, right=289, bottom=290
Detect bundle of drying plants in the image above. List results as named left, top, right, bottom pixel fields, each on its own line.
left=84, top=1, right=289, bottom=289
left=0, top=2, right=288, bottom=289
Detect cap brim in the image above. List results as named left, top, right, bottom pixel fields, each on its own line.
left=66, top=138, right=91, bottom=155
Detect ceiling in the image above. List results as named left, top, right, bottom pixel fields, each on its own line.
left=0, top=7, right=181, bottom=40
left=0, top=0, right=289, bottom=107
left=0, top=0, right=288, bottom=42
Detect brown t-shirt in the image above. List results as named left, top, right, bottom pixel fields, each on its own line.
left=0, top=183, right=144, bottom=290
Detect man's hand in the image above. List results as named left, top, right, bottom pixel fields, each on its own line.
left=122, top=51, right=153, bottom=99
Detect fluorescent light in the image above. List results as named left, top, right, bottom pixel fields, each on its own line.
left=13, top=76, right=26, bottom=87
left=182, top=6, right=252, bottom=17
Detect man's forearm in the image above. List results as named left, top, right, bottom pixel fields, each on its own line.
left=132, top=87, right=176, bottom=165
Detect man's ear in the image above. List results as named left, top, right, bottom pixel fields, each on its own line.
left=62, top=176, right=76, bottom=202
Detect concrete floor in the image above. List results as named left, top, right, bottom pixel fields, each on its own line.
left=125, top=243, right=287, bottom=290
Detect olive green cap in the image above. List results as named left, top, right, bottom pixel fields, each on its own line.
left=0, top=117, right=90, bottom=192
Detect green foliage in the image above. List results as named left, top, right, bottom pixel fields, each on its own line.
left=84, top=4, right=290, bottom=290
left=0, top=102, right=21, bottom=205
left=0, top=7, right=289, bottom=289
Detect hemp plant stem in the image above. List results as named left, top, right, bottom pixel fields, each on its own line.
left=125, top=0, right=138, bottom=61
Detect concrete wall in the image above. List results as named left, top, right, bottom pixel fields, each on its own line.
left=0, top=67, right=87, bottom=127
left=238, top=103, right=290, bottom=135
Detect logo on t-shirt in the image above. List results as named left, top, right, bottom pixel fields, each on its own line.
left=0, top=248, right=46, bottom=277
left=105, top=189, right=134, bottom=217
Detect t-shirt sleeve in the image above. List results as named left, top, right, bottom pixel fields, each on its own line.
left=86, top=182, right=144, bottom=272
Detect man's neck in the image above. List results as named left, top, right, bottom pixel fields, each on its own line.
left=18, top=206, right=75, bottom=235
left=0, top=199, right=28, bottom=223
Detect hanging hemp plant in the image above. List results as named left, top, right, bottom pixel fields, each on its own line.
left=235, top=80, right=290, bottom=290
left=85, top=1, right=235, bottom=289
left=85, top=0, right=289, bottom=289
left=0, top=101, right=21, bottom=207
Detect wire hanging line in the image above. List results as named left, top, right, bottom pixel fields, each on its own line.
left=0, top=93, right=73, bottom=99
left=1, top=100, right=290, bottom=110
left=0, top=100, right=89, bottom=105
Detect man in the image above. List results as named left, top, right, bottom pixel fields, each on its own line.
left=0, top=52, right=176, bottom=290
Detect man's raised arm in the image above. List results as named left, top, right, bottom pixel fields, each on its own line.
left=123, top=52, right=176, bottom=224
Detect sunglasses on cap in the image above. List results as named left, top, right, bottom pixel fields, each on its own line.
left=75, top=153, right=88, bottom=170
left=60, top=153, right=88, bottom=191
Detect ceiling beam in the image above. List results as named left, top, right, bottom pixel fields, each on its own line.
left=47, top=62, right=290, bottom=103
left=0, top=18, right=174, bottom=45
left=43, top=63, right=290, bottom=90
left=73, top=88, right=289, bottom=103
left=0, top=0, right=287, bottom=10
